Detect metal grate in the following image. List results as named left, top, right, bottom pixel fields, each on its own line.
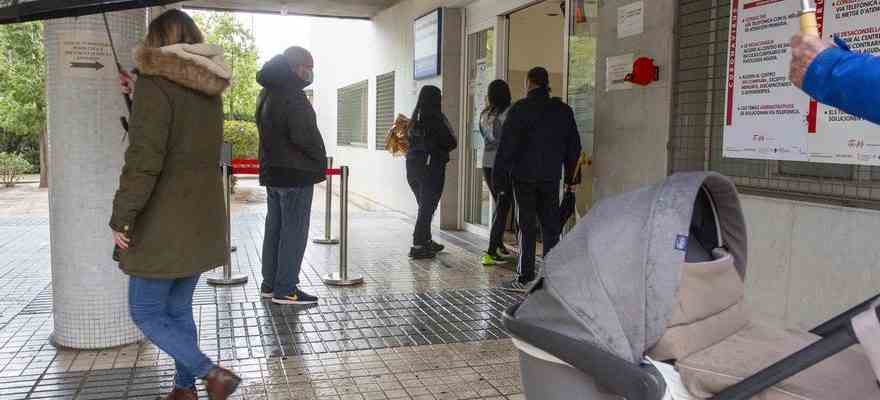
left=671, top=0, right=880, bottom=209
left=375, top=71, right=395, bottom=150
left=337, top=80, right=368, bottom=147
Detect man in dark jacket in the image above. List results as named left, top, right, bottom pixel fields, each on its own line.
left=494, top=67, right=582, bottom=292
left=256, top=46, right=327, bottom=305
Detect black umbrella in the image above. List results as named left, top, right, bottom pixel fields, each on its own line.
left=560, top=190, right=576, bottom=228
left=561, top=152, right=588, bottom=228
left=0, top=0, right=183, bottom=25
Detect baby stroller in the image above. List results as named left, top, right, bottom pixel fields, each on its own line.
left=504, top=172, right=880, bottom=399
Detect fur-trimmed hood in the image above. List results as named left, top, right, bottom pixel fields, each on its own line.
left=134, top=44, right=232, bottom=96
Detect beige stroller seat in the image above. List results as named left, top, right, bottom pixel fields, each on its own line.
left=648, top=245, right=879, bottom=399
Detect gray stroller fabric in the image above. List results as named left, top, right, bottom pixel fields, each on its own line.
left=515, top=172, right=747, bottom=364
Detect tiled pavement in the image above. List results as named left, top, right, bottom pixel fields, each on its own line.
left=0, top=181, right=527, bottom=399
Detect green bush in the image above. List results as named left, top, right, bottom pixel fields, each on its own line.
left=0, top=152, right=31, bottom=187
left=0, top=129, right=39, bottom=172
left=224, top=120, right=258, bottom=160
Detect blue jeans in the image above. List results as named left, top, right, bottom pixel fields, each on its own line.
left=129, top=275, right=215, bottom=389
left=262, top=186, right=314, bottom=297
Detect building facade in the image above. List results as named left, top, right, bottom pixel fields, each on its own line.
left=18, top=0, right=879, bottom=348
left=306, top=0, right=880, bottom=331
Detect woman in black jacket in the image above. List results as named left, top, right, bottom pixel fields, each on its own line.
left=406, top=85, right=457, bottom=259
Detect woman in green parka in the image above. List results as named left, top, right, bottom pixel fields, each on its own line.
left=110, top=10, right=240, bottom=400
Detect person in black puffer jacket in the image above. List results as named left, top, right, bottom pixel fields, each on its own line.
left=256, top=47, right=327, bottom=305
left=406, top=85, right=457, bottom=259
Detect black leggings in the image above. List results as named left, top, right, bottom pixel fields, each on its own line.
left=483, top=168, right=515, bottom=254
left=407, top=157, right=446, bottom=246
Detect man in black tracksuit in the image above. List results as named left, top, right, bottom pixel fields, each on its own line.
left=494, top=67, right=582, bottom=292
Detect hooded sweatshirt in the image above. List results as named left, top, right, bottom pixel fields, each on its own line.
left=256, top=54, right=327, bottom=187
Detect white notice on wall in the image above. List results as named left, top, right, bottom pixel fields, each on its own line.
left=618, top=1, right=644, bottom=38
left=723, top=0, right=880, bottom=165
left=606, top=54, right=634, bottom=91
left=59, top=32, right=115, bottom=80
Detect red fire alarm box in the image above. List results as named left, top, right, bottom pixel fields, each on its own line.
left=624, top=57, right=659, bottom=86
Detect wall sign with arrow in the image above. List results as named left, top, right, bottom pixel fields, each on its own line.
left=59, top=32, right=114, bottom=79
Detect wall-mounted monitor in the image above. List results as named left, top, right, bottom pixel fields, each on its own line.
left=413, top=8, right=442, bottom=80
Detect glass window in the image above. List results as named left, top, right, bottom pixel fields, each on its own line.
left=375, top=72, right=396, bottom=150
left=337, top=80, right=368, bottom=147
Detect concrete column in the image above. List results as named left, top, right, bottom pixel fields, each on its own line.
left=439, top=7, right=464, bottom=230
left=45, top=10, right=146, bottom=349
left=593, top=0, right=676, bottom=199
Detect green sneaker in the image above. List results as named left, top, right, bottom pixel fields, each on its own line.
left=481, top=253, right=508, bottom=266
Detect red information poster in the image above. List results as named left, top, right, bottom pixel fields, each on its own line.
left=723, top=0, right=880, bottom=165
left=723, top=0, right=811, bottom=161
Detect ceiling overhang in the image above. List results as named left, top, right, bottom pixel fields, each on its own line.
left=181, top=0, right=403, bottom=20
left=0, top=0, right=403, bottom=24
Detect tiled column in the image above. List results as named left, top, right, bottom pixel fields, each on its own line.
left=45, top=10, right=146, bottom=349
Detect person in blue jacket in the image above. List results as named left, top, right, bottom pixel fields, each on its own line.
left=790, top=33, right=880, bottom=125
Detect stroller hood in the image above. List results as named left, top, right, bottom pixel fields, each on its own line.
left=514, top=172, right=747, bottom=364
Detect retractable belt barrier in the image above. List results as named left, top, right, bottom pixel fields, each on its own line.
left=207, top=143, right=248, bottom=286
left=321, top=166, right=364, bottom=287
left=313, top=157, right=340, bottom=245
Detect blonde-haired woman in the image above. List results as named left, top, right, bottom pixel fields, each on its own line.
left=110, top=10, right=240, bottom=400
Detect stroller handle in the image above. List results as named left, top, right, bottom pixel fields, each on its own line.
left=811, top=293, right=880, bottom=337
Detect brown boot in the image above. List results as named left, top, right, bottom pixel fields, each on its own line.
left=204, top=367, right=241, bottom=400
left=163, top=387, right=198, bottom=400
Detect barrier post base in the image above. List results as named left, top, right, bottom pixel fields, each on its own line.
left=313, top=238, right=340, bottom=245
left=206, top=273, right=249, bottom=285
left=322, top=273, right=364, bottom=286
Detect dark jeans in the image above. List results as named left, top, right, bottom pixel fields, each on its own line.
left=483, top=167, right=514, bottom=254
left=514, top=180, right=561, bottom=283
left=262, top=186, right=314, bottom=296
left=129, top=275, right=215, bottom=390
left=406, top=156, right=446, bottom=246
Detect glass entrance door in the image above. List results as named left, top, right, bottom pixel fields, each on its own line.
left=566, top=0, right=599, bottom=215
left=463, top=28, right=495, bottom=227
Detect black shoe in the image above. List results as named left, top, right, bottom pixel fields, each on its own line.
left=428, top=240, right=445, bottom=253
left=260, top=284, right=273, bottom=299
left=498, top=279, right=530, bottom=293
left=272, top=288, right=319, bottom=305
left=409, top=245, right=436, bottom=259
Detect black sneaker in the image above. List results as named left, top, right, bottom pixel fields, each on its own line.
left=409, top=245, right=436, bottom=259
left=260, top=284, right=273, bottom=299
left=428, top=240, right=445, bottom=253
left=272, top=288, right=319, bottom=305
left=498, top=279, right=531, bottom=293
